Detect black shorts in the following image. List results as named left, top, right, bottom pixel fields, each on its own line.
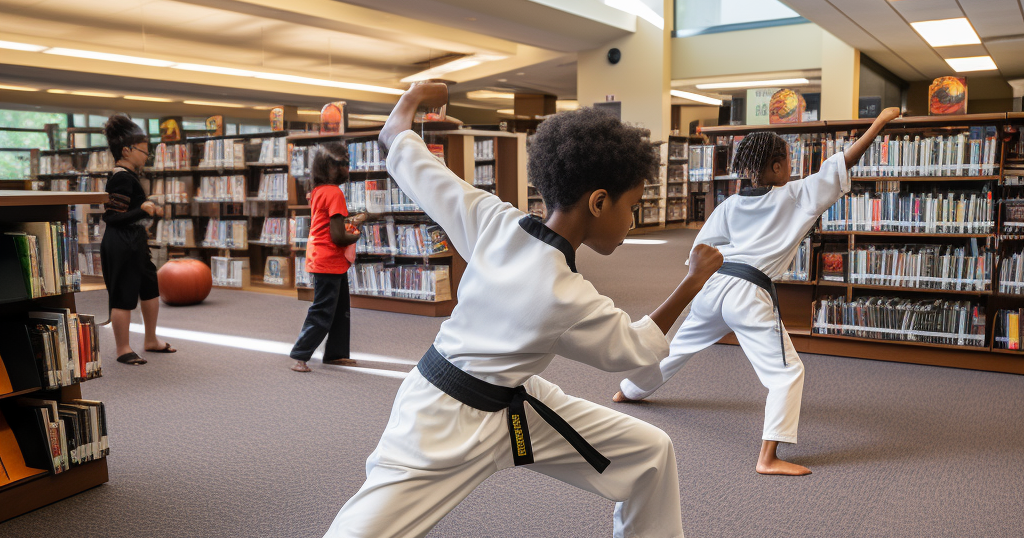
left=101, top=225, right=159, bottom=310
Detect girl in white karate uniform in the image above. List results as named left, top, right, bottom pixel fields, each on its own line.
left=615, top=107, right=902, bottom=476
left=322, top=83, right=723, bottom=537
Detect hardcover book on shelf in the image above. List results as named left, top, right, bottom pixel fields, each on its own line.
left=263, top=256, right=290, bottom=286
left=813, top=296, right=985, bottom=347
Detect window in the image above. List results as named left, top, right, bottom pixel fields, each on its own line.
left=0, top=110, right=69, bottom=180
left=674, top=0, right=805, bottom=37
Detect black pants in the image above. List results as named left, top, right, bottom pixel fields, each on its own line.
left=101, top=224, right=160, bottom=311
left=290, top=272, right=351, bottom=362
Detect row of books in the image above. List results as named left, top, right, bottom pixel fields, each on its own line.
left=349, top=140, right=385, bottom=172
left=347, top=263, right=452, bottom=302
left=257, top=218, right=288, bottom=245
left=474, top=138, right=495, bottom=161
left=993, top=309, right=1024, bottom=349
left=152, top=143, right=191, bottom=170
left=778, top=237, right=811, bottom=282
left=668, top=139, right=689, bottom=161
left=196, top=175, right=246, bottom=202
left=1005, top=172, right=1024, bottom=186
left=827, top=244, right=993, bottom=292
left=290, top=216, right=311, bottom=246
left=211, top=256, right=249, bottom=288
left=37, top=154, right=76, bottom=175
left=154, top=219, right=195, bottom=247
left=997, top=251, right=1024, bottom=295
left=667, top=163, right=688, bottom=183
left=295, top=256, right=311, bottom=288
left=26, top=309, right=101, bottom=387
left=341, top=178, right=422, bottom=213
left=3, top=221, right=81, bottom=298
left=202, top=219, right=248, bottom=249
left=198, top=139, right=245, bottom=169
left=256, top=173, right=288, bottom=201
left=666, top=201, right=685, bottom=222
left=821, top=128, right=1000, bottom=177
left=77, top=247, right=102, bottom=278
left=354, top=221, right=450, bottom=257
left=84, top=151, right=114, bottom=173
left=821, top=191, right=995, bottom=234
left=688, top=145, right=714, bottom=182
left=256, top=137, right=288, bottom=165
left=10, top=398, right=108, bottom=474
left=474, top=164, right=495, bottom=186
left=149, top=178, right=190, bottom=204
left=638, top=200, right=659, bottom=225
left=263, top=256, right=289, bottom=286
left=812, top=296, right=986, bottom=347
left=75, top=177, right=106, bottom=193
left=667, top=182, right=687, bottom=197
left=1000, top=199, right=1024, bottom=233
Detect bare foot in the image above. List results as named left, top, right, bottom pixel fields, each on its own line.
left=756, top=440, right=811, bottom=476
left=612, top=391, right=644, bottom=403
left=291, top=360, right=311, bottom=373
left=379, top=82, right=449, bottom=151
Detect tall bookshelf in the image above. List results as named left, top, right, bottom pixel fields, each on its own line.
left=666, top=135, right=692, bottom=224
left=700, top=113, right=1024, bottom=374
left=0, top=190, right=110, bottom=522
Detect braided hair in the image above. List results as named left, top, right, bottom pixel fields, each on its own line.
left=311, top=141, right=350, bottom=187
left=731, top=131, right=788, bottom=187
left=104, top=114, right=147, bottom=160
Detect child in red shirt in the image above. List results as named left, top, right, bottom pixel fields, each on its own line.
left=291, top=142, right=366, bottom=372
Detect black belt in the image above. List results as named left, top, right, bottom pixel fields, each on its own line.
left=716, top=262, right=787, bottom=366
left=417, top=345, right=610, bottom=473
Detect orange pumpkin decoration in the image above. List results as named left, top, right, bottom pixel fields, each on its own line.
left=157, top=258, right=213, bottom=306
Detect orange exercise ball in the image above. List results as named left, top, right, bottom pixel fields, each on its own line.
left=157, top=258, right=212, bottom=306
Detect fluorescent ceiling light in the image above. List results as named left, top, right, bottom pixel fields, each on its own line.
left=945, top=55, right=998, bottom=72
left=911, top=18, right=981, bottom=48
left=184, top=100, right=246, bottom=108
left=0, top=40, right=47, bottom=52
left=401, top=54, right=507, bottom=83
left=297, top=109, right=322, bottom=115
left=0, top=83, right=40, bottom=92
left=124, top=95, right=173, bottom=102
left=496, top=109, right=515, bottom=115
left=70, top=90, right=119, bottom=98
left=44, top=47, right=175, bottom=67
left=172, top=63, right=259, bottom=77
left=604, top=0, right=664, bottom=29
left=349, top=114, right=391, bottom=122
left=252, top=106, right=275, bottom=110
left=255, top=72, right=405, bottom=95
left=696, top=78, right=810, bottom=90
left=46, top=89, right=70, bottom=94
left=671, top=90, right=723, bottom=106
left=467, top=90, right=515, bottom=101
left=556, top=100, right=580, bottom=111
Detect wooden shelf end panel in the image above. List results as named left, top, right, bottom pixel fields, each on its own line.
left=0, top=458, right=109, bottom=523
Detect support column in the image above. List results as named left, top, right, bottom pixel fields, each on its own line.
left=820, top=30, right=860, bottom=121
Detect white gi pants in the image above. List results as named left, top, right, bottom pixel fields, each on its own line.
left=620, top=274, right=805, bottom=444
left=324, top=370, right=684, bottom=538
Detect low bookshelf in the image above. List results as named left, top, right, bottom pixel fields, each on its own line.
left=701, top=113, right=1024, bottom=374
left=0, top=190, right=111, bottom=522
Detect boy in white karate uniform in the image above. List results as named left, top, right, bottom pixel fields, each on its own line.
left=321, top=84, right=723, bottom=538
left=615, top=107, right=902, bottom=476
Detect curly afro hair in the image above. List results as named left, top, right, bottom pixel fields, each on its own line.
left=104, top=113, right=147, bottom=161
left=731, top=131, right=788, bottom=186
left=528, top=107, right=658, bottom=211
left=311, top=141, right=350, bottom=187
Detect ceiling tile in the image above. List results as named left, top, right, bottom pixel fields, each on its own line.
left=933, top=44, right=991, bottom=59
left=985, top=39, right=1024, bottom=78
left=958, top=0, right=1024, bottom=39
left=886, top=0, right=964, bottom=23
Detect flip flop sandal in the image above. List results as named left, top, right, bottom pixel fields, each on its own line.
left=322, top=357, right=357, bottom=366
left=116, top=352, right=147, bottom=365
left=145, top=343, right=176, bottom=353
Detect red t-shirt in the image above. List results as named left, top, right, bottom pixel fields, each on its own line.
left=307, top=185, right=352, bottom=274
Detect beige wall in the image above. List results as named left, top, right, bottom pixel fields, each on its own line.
left=671, top=23, right=823, bottom=80
left=820, top=30, right=859, bottom=120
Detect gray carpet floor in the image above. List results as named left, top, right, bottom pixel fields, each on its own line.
left=1, top=227, right=1023, bottom=537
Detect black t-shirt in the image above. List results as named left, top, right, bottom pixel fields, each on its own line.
left=103, top=168, right=148, bottom=227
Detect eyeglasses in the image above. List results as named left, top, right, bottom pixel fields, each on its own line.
left=127, top=146, right=152, bottom=158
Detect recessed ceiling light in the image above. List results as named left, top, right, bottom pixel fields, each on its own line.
left=401, top=54, right=507, bottom=83
left=124, top=95, right=173, bottom=102
left=467, top=90, right=516, bottom=101
left=46, top=89, right=71, bottom=94
left=516, top=72, right=525, bottom=76
left=695, top=78, right=810, bottom=90
left=44, top=47, right=175, bottom=67
left=670, top=90, right=723, bottom=106
left=910, top=18, right=981, bottom=48
left=255, top=72, right=405, bottom=95
left=0, top=83, right=40, bottom=91
left=173, top=63, right=258, bottom=77
left=496, top=108, right=515, bottom=115
left=0, top=40, right=47, bottom=52
left=252, top=106, right=275, bottom=110
left=69, top=90, right=119, bottom=98
left=945, top=56, right=998, bottom=72
left=183, top=100, right=247, bottom=108
left=497, top=78, right=507, bottom=82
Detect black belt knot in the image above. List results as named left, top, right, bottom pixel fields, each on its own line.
left=716, top=261, right=788, bottom=366
left=417, top=346, right=610, bottom=473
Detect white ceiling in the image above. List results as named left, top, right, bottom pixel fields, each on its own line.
left=778, top=0, right=1024, bottom=80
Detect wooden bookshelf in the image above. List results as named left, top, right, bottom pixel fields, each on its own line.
left=0, top=191, right=110, bottom=522
left=701, top=113, right=1024, bottom=374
